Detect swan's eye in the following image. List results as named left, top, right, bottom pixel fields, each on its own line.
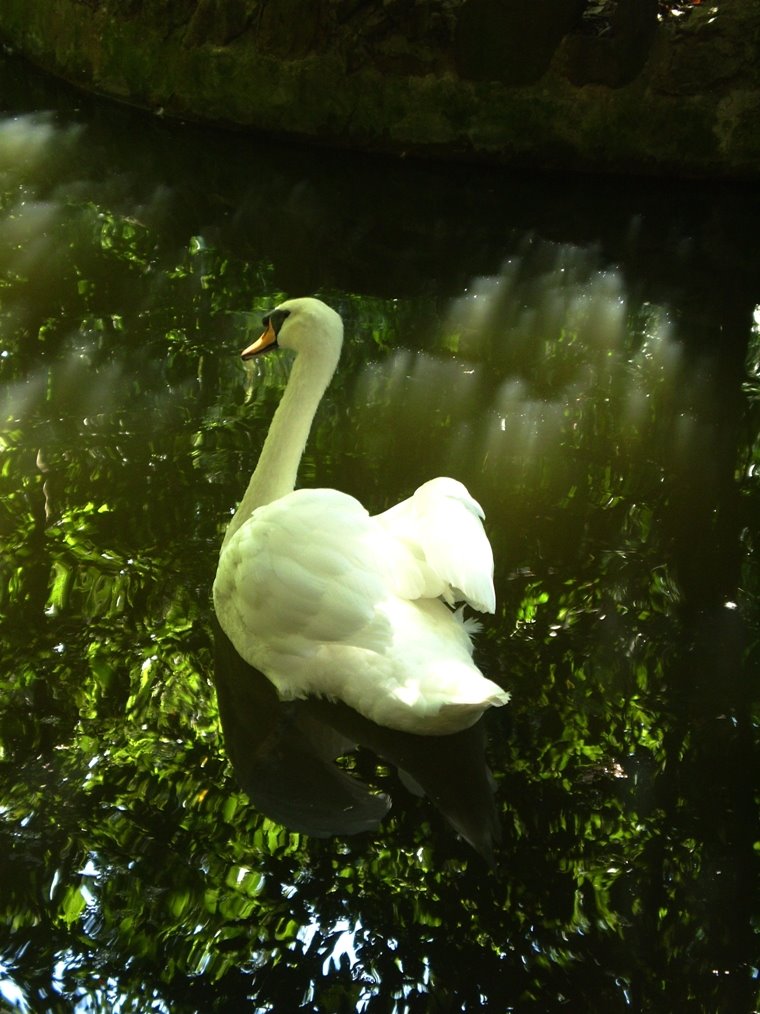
left=263, top=308, right=290, bottom=336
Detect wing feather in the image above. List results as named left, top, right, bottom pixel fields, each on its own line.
left=215, top=488, right=392, bottom=655
left=374, top=477, right=496, bottom=613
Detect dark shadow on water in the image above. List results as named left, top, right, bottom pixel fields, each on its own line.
left=212, top=617, right=502, bottom=865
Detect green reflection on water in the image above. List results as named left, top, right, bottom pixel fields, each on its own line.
left=0, top=99, right=758, bottom=1014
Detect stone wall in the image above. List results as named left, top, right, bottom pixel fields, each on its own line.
left=1, top=0, right=759, bottom=177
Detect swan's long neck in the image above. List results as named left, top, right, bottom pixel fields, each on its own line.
left=222, top=342, right=340, bottom=547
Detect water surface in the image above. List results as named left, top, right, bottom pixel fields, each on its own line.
left=1, top=52, right=759, bottom=1013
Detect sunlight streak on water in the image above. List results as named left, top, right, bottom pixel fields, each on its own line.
left=352, top=245, right=708, bottom=529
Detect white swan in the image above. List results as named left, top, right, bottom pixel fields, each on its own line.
left=213, top=297, right=510, bottom=735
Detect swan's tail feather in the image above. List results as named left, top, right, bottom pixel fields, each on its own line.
left=435, top=690, right=510, bottom=733
left=388, top=672, right=510, bottom=733
left=448, top=686, right=511, bottom=709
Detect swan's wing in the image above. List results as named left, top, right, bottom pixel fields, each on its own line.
left=374, top=477, right=496, bottom=613
left=214, top=488, right=397, bottom=655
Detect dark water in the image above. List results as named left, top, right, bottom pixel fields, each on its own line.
left=1, top=51, right=758, bottom=1013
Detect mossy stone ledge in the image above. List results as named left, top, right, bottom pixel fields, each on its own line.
left=1, top=0, right=759, bottom=177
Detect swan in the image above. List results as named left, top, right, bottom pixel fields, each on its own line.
left=212, top=297, right=510, bottom=735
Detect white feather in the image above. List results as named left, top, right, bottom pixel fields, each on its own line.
left=376, top=476, right=496, bottom=613
left=213, top=297, right=510, bottom=735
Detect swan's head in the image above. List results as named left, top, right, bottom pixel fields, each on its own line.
left=241, top=297, right=343, bottom=361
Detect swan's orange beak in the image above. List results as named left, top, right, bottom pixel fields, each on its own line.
left=241, top=320, right=278, bottom=360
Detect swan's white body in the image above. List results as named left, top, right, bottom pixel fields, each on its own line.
left=213, top=298, right=509, bottom=734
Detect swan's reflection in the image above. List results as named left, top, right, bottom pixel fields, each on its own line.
left=212, top=618, right=501, bottom=864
